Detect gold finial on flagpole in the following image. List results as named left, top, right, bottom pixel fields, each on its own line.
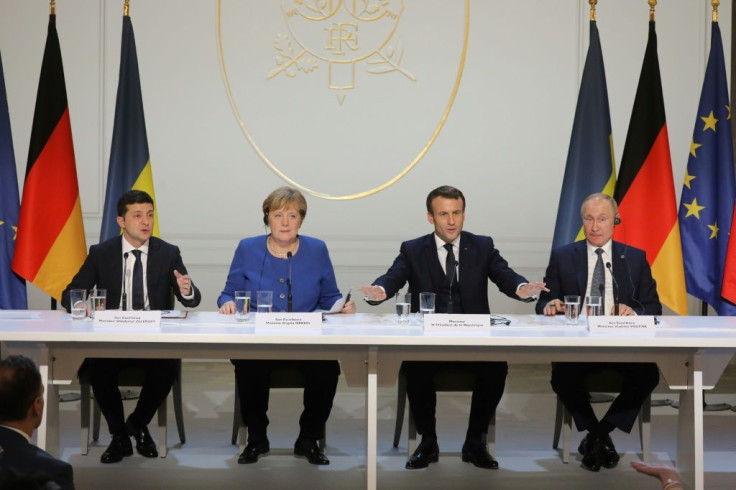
left=649, top=0, right=657, bottom=22
left=589, top=0, right=597, bottom=22
left=50, top=0, right=55, bottom=15
left=712, top=0, right=720, bottom=22
left=124, top=0, right=130, bottom=17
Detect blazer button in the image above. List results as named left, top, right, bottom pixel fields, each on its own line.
left=279, top=293, right=286, bottom=299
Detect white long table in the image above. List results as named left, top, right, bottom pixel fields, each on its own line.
left=2, top=311, right=736, bottom=490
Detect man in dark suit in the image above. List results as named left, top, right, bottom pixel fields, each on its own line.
left=537, top=192, right=661, bottom=472
left=359, top=185, right=546, bottom=470
left=0, top=355, right=75, bottom=489
left=61, top=190, right=201, bottom=464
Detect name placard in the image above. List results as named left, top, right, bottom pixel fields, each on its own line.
left=423, top=314, right=491, bottom=332
left=93, top=310, right=162, bottom=329
left=255, top=312, right=322, bottom=330
left=587, top=315, right=656, bottom=335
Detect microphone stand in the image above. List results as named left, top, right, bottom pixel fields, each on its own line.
left=287, top=251, right=293, bottom=312
left=606, top=262, right=619, bottom=315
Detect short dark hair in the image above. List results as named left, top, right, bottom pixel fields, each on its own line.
left=426, top=185, right=466, bottom=214
left=117, top=190, right=154, bottom=217
left=0, top=355, right=42, bottom=423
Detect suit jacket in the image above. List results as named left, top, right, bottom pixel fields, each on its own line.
left=61, top=236, right=201, bottom=311
left=536, top=240, right=661, bottom=315
left=0, top=426, right=74, bottom=490
left=372, top=231, right=529, bottom=314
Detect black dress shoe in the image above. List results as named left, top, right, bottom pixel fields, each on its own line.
left=600, top=434, right=620, bottom=469
left=100, top=432, right=133, bottom=464
left=238, top=439, right=270, bottom=464
left=578, top=432, right=593, bottom=456
left=461, top=439, right=499, bottom=469
left=294, top=437, right=329, bottom=465
left=581, top=435, right=604, bottom=472
left=405, top=438, right=439, bottom=470
left=125, top=418, right=158, bottom=458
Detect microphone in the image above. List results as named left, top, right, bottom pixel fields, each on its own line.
left=447, top=260, right=458, bottom=313
left=122, top=252, right=129, bottom=311
left=287, top=251, right=293, bottom=312
left=606, top=262, right=619, bottom=315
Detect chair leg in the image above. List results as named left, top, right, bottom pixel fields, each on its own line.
left=561, top=404, right=572, bottom=464
left=552, top=396, right=563, bottom=449
left=393, top=369, right=407, bottom=448
left=486, top=411, right=496, bottom=458
left=640, top=395, right=651, bottom=463
left=232, top=388, right=241, bottom=445
left=173, top=366, right=186, bottom=444
left=157, top=397, right=168, bottom=458
left=81, top=384, right=91, bottom=455
left=407, top=405, right=417, bottom=456
left=92, top=399, right=102, bottom=442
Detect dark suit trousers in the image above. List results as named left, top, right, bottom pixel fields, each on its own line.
left=550, top=362, right=659, bottom=433
left=83, top=358, right=177, bottom=435
left=404, top=361, right=507, bottom=441
left=232, top=359, right=340, bottom=442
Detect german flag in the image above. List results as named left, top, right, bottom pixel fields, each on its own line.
left=99, top=12, right=159, bottom=241
left=12, top=14, right=86, bottom=302
left=613, top=21, right=687, bottom=315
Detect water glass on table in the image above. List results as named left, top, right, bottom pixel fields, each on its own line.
left=89, top=289, right=106, bottom=319
left=256, top=290, right=273, bottom=313
left=70, top=289, right=87, bottom=320
left=585, top=295, right=602, bottom=317
left=564, top=295, right=580, bottom=325
left=234, top=290, right=251, bottom=322
left=395, top=292, right=411, bottom=323
left=419, top=292, right=435, bottom=316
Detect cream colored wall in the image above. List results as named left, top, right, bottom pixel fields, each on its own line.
left=0, top=1, right=730, bottom=314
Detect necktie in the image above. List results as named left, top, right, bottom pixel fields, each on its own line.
left=131, top=249, right=144, bottom=310
left=444, top=243, right=456, bottom=285
left=591, top=248, right=605, bottom=313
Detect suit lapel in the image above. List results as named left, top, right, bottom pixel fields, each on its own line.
left=422, top=234, right=444, bottom=291
left=573, top=242, right=588, bottom=295
left=146, top=237, right=161, bottom=306
left=611, top=242, right=629, bottom=300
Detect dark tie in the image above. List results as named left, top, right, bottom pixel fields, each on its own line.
left=591, top=248, right=605, bottom=312
left=444, top=243, right=456, bottom=285
left=131, top=249, right=144, bottom=310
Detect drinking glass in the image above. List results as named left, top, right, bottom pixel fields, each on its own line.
left=89, top=289, right=106, bottom=319
left=395, top=292, right=411, bottom=323
left=70, top=289, right=87, bottom=320
left=585, top=295, right=602, bottom=317
left=234, top=290, right=251, bottom=322
left=564, top=295, right=580, bottom=325
left=256, top=290, right=273, bottom=313
left=419, top=292, right=435, bottom=316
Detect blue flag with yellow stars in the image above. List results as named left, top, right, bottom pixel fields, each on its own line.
left=0, top=51, right=27, bottom=309
left=678, top=22, right=736, bottom=316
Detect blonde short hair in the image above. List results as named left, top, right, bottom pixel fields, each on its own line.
left=262, top=187, right=307, bottom=225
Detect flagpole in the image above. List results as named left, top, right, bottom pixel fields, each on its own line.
left=648, top=0, right=656, bottom=21
left=589, top=0, right=596, bottom=21
left=712, top=0, right=719, bottom=22
left=124, top=0, right=130, bottom=17
left=50, top=0, right=55, bottom=15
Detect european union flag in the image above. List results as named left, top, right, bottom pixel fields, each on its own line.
left=678, top=22, right=736, bottom=316
left=0, top=51, right=28, bottom=309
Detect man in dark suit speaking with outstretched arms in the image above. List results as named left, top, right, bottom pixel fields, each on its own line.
left=61, top=190, right=201, bottom=464
left=536, top=192, right=661, bottom=473
left=359, top=185, right=546, bottom=471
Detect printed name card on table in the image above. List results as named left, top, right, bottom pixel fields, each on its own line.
left=93, top=310, right=162, bottom=329
left=255, top=312, right=322, bottom=330
left=423, top=314, right=491, bottom=332
left=587, top=316, right=656, bottom=335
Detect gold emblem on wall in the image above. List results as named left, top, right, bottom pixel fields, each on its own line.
left=266, top=1, right=414, bottom=105
left=217, top=1, right=469, bottom=200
